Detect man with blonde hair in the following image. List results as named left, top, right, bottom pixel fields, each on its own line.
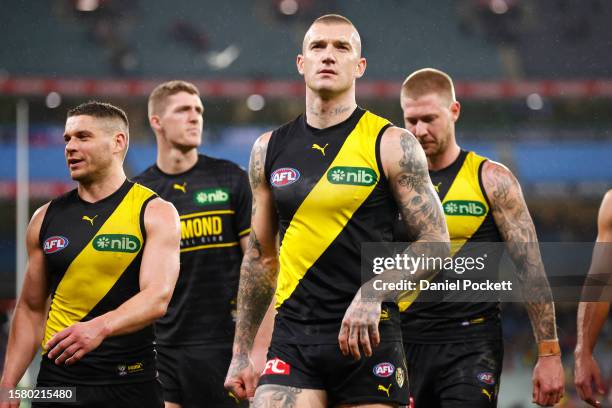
left=225, top=15, right=449, bottom=407
left=397, top=68, right=565, bottom=407
left=0, top=101, right=180, bottom=407
left=134, top=81, right=271, bottom=408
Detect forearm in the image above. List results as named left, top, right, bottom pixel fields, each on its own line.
left=515, top=259, right=558, bottom=342
left=98, top=286, right=172, bottom=338
left=233, top=232, right=278, bottom=355
left=575, top=301, right=610, bottom=355
left=1, top=305, right=46, bottom=386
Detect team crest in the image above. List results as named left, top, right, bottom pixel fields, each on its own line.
left=396, top=367, right=405, bottom=388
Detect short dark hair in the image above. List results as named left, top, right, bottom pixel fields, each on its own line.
left=67, top=101, right=129, bottom=130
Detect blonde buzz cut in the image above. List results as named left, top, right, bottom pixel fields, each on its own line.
left=148, top=80, right=200, bottom=118
left=400, top=68, right=456, bottom=106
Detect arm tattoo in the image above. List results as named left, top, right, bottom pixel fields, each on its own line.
left=370, top=130, right=449, bottom=302
left=396, top=131, right=447, bottom=243
left=249, top=139, right=266, bottom=191
left=252, top=385, right=303, bottom=408
left=234, top=137, right=278, bottom=354
left=485, top=164, right=557, bottom=341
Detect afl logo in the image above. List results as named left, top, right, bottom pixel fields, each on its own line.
left=270, top=167, right=300, bottom=188
left=373, top=362, right=395, bottom=378
left=477, top=372, right=496, bottom=385
left=43, top=236, right=69, bottom=254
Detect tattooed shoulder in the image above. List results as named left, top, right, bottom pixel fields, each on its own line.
left=481, top=160, right=520, bottom=208
left=249, top=132, right=272, bottom=190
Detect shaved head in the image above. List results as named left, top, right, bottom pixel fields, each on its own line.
left=401, top=68, right=456, bottom=107
left=302, top=14, right=362, bottom=56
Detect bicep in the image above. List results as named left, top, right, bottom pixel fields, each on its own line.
left=140, top=199, right=181, bottom=291
left=248, top=133, right=278, bottom=254
left=596, top=191, right=612, bottom=243
left=20, top=205, right=50, bottom=311
left=482, top=161, right=537, bottom=243
left=382, top=128, right=446, bottom=242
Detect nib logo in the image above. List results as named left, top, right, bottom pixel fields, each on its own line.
left=443, top=200, right=486, bottom=216
left=93, top=234, right=141, bottom=253
left=327, top=167, right=377, bottom=186
left=194, top=188, right=230, bottom=206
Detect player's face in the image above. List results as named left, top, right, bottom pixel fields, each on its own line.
left=402, top=93, right=459, bottom=158
left=297, top=22, right=366, bottom=96
left=64, top=115, right=118, bottom=183
left=157, top=91, right=204, bottom=149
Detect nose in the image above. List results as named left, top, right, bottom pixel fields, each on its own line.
left=321, top=45, right=336, bottom=64
left=65, top=138, right=77, bottom=154
left=189, top=109, right=201, bottom=124
left=414, top=121, right=428, bottom=138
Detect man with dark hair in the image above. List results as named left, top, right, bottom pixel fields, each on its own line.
left=225, top=15, right=449, bottom=407
left=397, top=68, right=564, bottom=407
left=134, top=81, right=272, bottom=408
left=574, top=190, right=612, bottom=408
left=0, top=101, right=181, bottom=408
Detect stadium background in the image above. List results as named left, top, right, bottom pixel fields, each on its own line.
left=0, top=1, right=610, bottom=406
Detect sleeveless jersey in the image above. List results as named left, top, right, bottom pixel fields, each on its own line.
left=397, top=150, right=504, bottom=343
left=265, top=107, right=401, bottom=344
left=133, top=154, right=251, bottom=345
left=38, top=180, right=157, bottom=384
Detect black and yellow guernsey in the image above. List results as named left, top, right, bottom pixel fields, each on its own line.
left=265, top=107, right=401, bottom=344
left=397, top=150, right=504, bottom=343
left=38, top=180, right=157, bottom=384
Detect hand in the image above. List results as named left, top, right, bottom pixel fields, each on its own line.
left=532, top=355, right=564, bottom=406
left=45, top=318, right=108, bottom=365
left=574, top=352, right=605, bottom=407
left=224, top=353, right=257, bottom=401
left=0, top=381, right=19, bottom=408
left=338, top=289, right=381, bottom=359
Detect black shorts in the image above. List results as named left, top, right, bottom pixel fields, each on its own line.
left=258, top=341, right=409, bottom=406
left=404, top=339, right=503, bottom=408
left=32, top=379, right=163, bottom=408
left=156, top=343, right=247, bottom=408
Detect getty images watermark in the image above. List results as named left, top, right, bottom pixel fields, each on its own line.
left=361, top=242, right=612, bottom=303
left=370, top=251, right=513, bottom=292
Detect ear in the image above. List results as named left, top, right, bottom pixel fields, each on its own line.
left=450, top=101, right=461, bottom=123
left=150, top=115, right=162, bottom=132
left=113, top=132, right=127, bottom=155
left=296, top=54, right=305, bottom=76
left=355, top=57, right=367, bottom=79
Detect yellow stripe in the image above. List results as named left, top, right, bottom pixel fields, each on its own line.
left=444, top=151, right=489, bottom=254
left=238, top=228, right=251, bottom=236
left=43, top=184, right=155, bottom=348
left=399, top=151, right=489, bottom=311
left=180, top=242, right=239, bottom=252
left=180, top=210, right=235, bottom=219
left=275, top=111, right=390, bottom=309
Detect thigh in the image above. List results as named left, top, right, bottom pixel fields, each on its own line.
left=321, top=342, right=409, bottom=407
left=156, top=345, right=182, bottom=405
left=33, top=381, right=163, bottom=408
left=180, top=344, right=248, bottom=408
left=258, top=342, right=326, bottom=390
left=253, top=384, right=327, bottom=408
left=403, top=342, right=439, bottom=408
left=437, top=340, right=503, bottom=408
